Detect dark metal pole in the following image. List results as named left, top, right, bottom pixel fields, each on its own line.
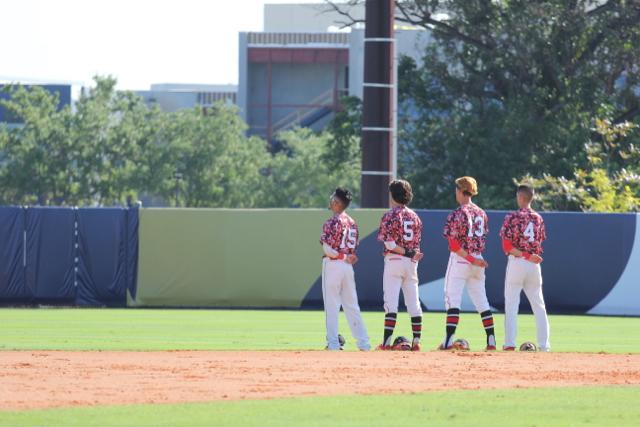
left=361, top=0, right=395, bottom=208
left=267, top=52, right=273, bottom=142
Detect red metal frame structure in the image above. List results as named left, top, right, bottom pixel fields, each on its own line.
left=248, top=47, right=349, bottom=140
left=361, top=0, right=395, bottom=208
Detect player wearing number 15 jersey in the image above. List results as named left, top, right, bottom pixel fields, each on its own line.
left=500, top=184, right=550, bottom=352
left=376, top=180, right=424, bottom=351
left=440, top=176, right=496, bottom=351
left=320, top=187, right=370, bottom=351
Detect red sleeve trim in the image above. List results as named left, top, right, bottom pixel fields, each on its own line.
left=448, top=238, right=461, bottom=252
left=502, top=239, right=513, bottom=254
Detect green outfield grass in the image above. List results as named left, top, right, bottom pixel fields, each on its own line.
left=0, top=308, right=639, bottom=353
left=1, top=386, right=639, bottom=427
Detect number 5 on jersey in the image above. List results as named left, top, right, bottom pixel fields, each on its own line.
left=403, top=221, right=414, bottom=241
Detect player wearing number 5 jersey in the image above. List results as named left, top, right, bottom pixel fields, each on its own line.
left=320, top=187, right=370, bottom=351
left=500, top=184, right=550, bottom=352
left=376, top=180, right=424, bottom=351
left=440, top=176, right=497, bottom=351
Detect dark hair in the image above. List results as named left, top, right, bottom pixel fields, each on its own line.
left=389, top=179, right=413, bottom=205
left=517, top=184, right=535, bottom=202
left=333, top=187, right=352, bottom=207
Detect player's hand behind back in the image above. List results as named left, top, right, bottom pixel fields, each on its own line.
left=347, top=254, right=358, bottom=265
left=473, top=258, right=489, bottom=268
left=529, top=254, right=543, bottom=264
left=412, top=251, right=424, bottom=262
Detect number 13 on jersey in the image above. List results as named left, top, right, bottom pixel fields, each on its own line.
left=467, top=216, right=485, bottom=237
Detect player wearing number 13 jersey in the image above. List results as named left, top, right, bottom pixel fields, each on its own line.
left=376, top=180, right=424, bottom=351
left=440, top=176, right=496, bottom=351
left=500, top=184, right=550, bottom=352
left=320, top=187, right=370, bottom=351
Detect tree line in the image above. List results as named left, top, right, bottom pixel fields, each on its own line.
left=0, top=77, right=358, bottom=207
left=328, top=0, right=640, bottom=212
left=2, top=0, right=640, bottom=212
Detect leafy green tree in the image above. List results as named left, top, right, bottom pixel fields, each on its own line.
left=0, top=84, right=74, bottom=205
left=264, top=127, right=361, bottom=207
left=330, top=0, right=640, bottom=210
left=0, top=76, right=361, bottom=208
left=70, top=76, right=163, bottom=205
left=156, top=104, right=271, bottom=207
left=323, top=96, right=362, bottom=171
left=523, top=119, right=640, bottom=212
left=394, top=0, right=640, bottom=209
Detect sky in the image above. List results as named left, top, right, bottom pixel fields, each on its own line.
left=0, top=0, right=320, bottom=90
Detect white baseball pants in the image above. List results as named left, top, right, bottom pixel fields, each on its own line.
left=382, top=255, right=422, bottom=317
left=321, top=258, right=370, bottom=350
left=504, top=256, right=550, bottom=351
left=443, top=252, right=491, bottom=313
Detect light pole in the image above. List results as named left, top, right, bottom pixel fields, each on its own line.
left=361, top=0, right=395, bottom=208
left=174, top=171, right=183, bottom=207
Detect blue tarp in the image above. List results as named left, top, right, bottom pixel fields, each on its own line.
left=0, top=207, right=28, bottom=300
left=0, top=206, right=138, bottom=306
left=76, top=208, right=128, bottom=306
left=126, top=207, right=139, bottom=300
left=25, top=207, right=76, bottom=303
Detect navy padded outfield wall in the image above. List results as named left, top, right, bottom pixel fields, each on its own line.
left=302, top=211, right=640, bottom=316
left=1, top=207, right=639, bottom=315
left=0, top=208, right=27, bottom=300
left=0, top=207, right=138, bottom=306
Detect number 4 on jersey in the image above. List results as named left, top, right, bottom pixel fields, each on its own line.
left=523, top=221, right=535, bottom=242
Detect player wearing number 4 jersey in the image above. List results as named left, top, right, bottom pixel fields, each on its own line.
left=440, top=176, right=497, bottom=351
left=500, top=184, right=550, bottom=352
left=376, top=180, right=424, bottom=351
left=320, top=187, right=370, bottom=351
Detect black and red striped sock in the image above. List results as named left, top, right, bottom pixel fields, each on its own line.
left=445, top=308, right=460, bottom=347
left=480, top=310, right=495, bottom=345
left=411, top=316, right=422, bottom=344
left=383, top=313, right=397, bottom=346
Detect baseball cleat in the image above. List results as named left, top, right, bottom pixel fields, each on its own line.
left=376, top=344, right=392, bottom=351
left=502, top=346, right=516, bottom=351
left=338, top=334, right=346, bottom=350
left=411, top=342, right=421, bottom=352
left=437, top=343, right=453, bottom=350
left=485, top=345, right=497, bottom=351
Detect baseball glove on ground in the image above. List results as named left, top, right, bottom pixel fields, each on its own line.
left=452, top=338, right=470, bottom=351
left=519, top=342, right=537, bottom=352
left=392, top=336, right=412, bottom=351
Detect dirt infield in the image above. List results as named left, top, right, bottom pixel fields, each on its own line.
left=1, top=350, right=640, bottom=410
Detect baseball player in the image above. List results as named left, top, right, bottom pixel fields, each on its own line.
left=500, top=184, right=550, bottom=352
left=440, top=176, right=496, bottom=351
left=376, top=179, right=424, bottom=351
left=320, top=187, right=371, bottom=351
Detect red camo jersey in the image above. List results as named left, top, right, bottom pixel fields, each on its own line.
left=500, top=207, right=546, bottom=255
left=377, top=206, right=423, bottom=252
left=443, top=203, right=489, bottom=254
left=320, top=212, right=359, bottom=255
